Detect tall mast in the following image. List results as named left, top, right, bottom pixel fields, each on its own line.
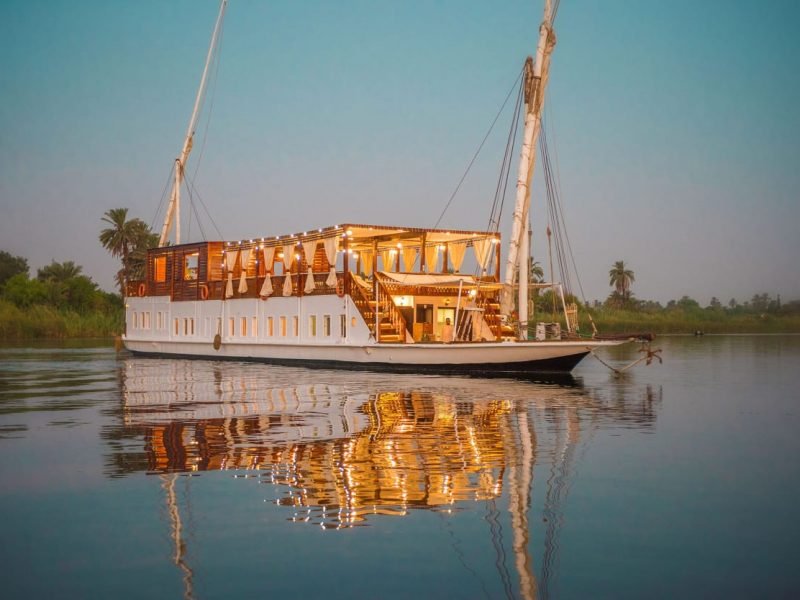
left=501, top=0, right=556, bottom=337
left=158, top=0, right=228, bottom=247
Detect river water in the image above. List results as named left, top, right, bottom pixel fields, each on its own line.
left=0, top=335, right=797, bottom=599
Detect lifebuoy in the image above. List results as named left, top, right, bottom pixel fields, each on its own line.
left=336, top=278, right=345, bottom=298
left=138, top=283, right=146, bottom=297
left=199, top=284, right=209, bottom=300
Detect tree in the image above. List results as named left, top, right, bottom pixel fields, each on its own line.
left=0, top=251, right=29, bottom=290
left=676, top=295, right=701, bottom=311
left=529, top=259, right=544, bottom=284
left=2, top=273, right=47, bottom=308
left=126, top=221, right=159, bottom=283
left=37, top=260, right=83, bottom=283
left=99, top=209, right=158, bottom=296
left=608, top=261, right=635, bottom=302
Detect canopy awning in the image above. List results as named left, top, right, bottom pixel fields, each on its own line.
left=379, top=272, right=503, bottom=290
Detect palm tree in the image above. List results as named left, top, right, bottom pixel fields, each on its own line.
left=609, top=260, right=635, bottom=302
left=37, top=260, right=83, bottom=283
left=529, top=259, right=544, bottom=284
left=126, top=221, right=159, bottom=282
left=99, top=208, right=157, bottom=296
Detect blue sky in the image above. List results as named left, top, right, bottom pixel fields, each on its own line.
left=1, top=0, right=798, bottom=304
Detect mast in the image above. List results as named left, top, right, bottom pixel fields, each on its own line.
left=501, top=0, right=556, bottom=337
left=159, top=0, right=228, bottom=247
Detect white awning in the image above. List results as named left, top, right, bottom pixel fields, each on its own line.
left=380, top=272, right=477, bottom=286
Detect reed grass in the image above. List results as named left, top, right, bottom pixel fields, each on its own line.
left=0, top=300, right=123, bottom=340
left=583, top=308, right=800, bottom=335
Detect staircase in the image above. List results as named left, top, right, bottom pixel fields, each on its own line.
left=476, top=294, right=513, bottom=341
left=347, top=272, right=410, bottom=343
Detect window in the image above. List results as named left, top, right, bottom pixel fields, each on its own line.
left=216, top=317, right=222, bottom=336
left=308, top=315, right=317, bottom=337
left=267, top=317, right=274, bottom=337
left=292, top=316, right=299, bottom=337
left=240, top=317, right=247, bottom=337
left=184, top=318, right=189, bottom=336
left=157, top=312, right=163, bottom=330
left=143, top=312, right=151, bottom=329
left=340, top=314, right=347, bottom=338
left=323, top=315, right=331, bottom=337
left=184, top=253, right=199, bottom=281
left=190, top=318, right=195, bottom=335
left=154, top=256, right=167, bottom=282
left=251, top=317, right=258, bottom=337
left=174, top=318, right=179, bottom=336
left=133, top=312, right=139, bottom=329
left=279, top=316, right=287, bottom=337
left=229, top=317, right=235, bottom=337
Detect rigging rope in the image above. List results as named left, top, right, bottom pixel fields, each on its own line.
left=185, top=173, right=225, bottom=240
left=431, top=68, right=524, bottom=231
left=150, top=165, right=176, bottom=236
left=191, top=6, right=226, bottom=183
left=475, top=75, right=524, bottom=284
left=150, top=5, right=227, bottom=244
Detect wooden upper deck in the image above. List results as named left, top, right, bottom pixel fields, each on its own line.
left=126, top=223, right=502, bottom=302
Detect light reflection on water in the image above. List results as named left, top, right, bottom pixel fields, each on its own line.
left=104, top=356, right=660, bottom=599
left=3, top=337, right=799, bottom=598
left=112, top=358, right=660, bottom=529
left=0, top=343, right=664, bottom=599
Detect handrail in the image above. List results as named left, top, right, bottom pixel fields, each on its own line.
left=345, top=272, right=377, bottom=338
left=475, top=294, right=503, bottom=341
left=374, top=274, right=409, bottom=343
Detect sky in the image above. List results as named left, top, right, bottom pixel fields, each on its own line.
left=1, top=0, right=798, bottom=305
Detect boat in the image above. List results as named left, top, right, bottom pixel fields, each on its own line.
left=123, top=0, right=627, bottom=375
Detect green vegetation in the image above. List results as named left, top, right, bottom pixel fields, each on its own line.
left=0, top=252, right=123, bottom=340
left=99, top=208, right=158, bottom=296
left=584, top=298, right=800, bottom=334
left=608, top=260, right=635, bottom=305
left=0, top=209, right=158, bottom=340
left=537, top=261, right=800, bottom=335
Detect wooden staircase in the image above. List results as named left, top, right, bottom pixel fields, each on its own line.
left=476, top=294, right=513, bottom=341
left=347, top=272, right=410, bottom=343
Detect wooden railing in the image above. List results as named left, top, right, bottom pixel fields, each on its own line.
left=345, top=272, right=377, bottom=338
left=474, top=293, right=504, bottom=341
left=375, top=277, right=408, bottom=342
left=374, top=274, right=410, bottom=343
left=126, top=272, right=340, bottom=301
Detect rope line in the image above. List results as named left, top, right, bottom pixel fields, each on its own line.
left=432, top=68, right=524, bottom=231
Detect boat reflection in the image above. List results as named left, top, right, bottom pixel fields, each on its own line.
left=111, top=358, right=660, bottom=599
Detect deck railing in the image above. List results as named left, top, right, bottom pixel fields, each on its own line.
left=126, top=272, right=340, bottom=302
left=374, top=276, right=409, bottom=343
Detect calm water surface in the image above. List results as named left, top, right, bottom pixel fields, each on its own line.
left=1, top=336, right=798, bottom=599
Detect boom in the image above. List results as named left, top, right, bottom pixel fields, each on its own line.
left=159, top=0, right=228, bottom=247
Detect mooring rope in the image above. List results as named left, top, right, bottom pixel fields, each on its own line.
left=587, top=340, right=662, bottom=375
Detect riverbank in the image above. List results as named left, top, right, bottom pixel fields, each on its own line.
left=586, top=308, right=800, bottom=335
left=0, top=300, right=123, bottom=340
left=2, top=301, right=799, bottom=340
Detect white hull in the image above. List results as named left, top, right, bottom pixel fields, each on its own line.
left=123, top=295, right=620, bottom=375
